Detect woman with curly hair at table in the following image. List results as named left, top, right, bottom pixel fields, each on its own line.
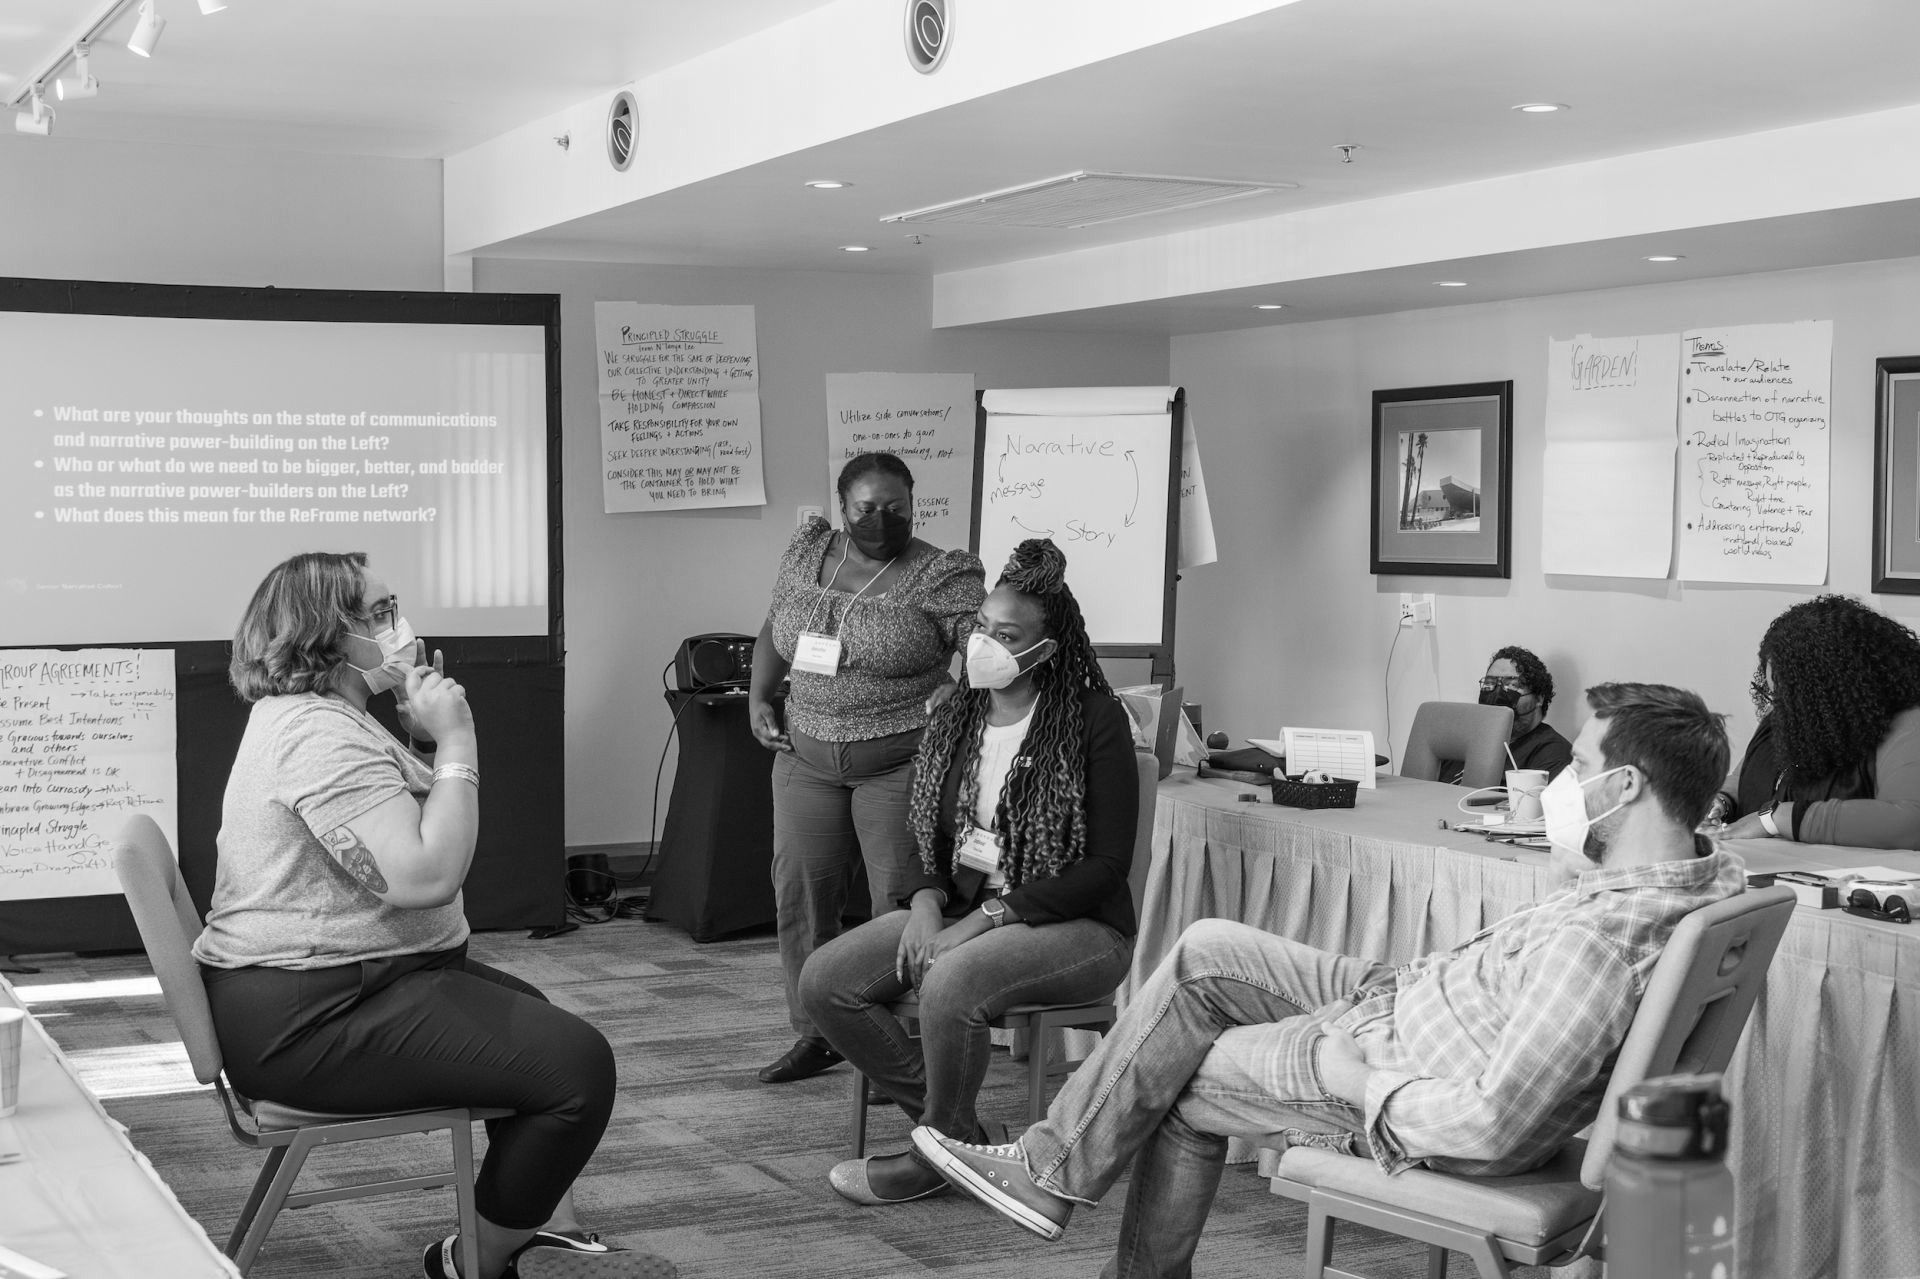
left=1718, top=593, right=1920, bottom=848
left=799, top=538, right=1139, bottom=1207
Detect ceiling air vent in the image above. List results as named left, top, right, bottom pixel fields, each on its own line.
left=881, top=171, right=1294, bottom=230
left=904, top=0, right=951, bottom=74
left=606, top=90, right=636, bottom=172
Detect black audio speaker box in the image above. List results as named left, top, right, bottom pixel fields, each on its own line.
left=674, top=633, right=756, bottom=690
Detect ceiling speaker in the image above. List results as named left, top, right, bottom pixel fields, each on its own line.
left=903, top=0, right=951, bottom=74
left=606, top=90, right=636, bottom=172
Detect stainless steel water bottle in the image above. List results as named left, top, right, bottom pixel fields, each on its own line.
left=1605, top=1072, right=1738, bottom=1279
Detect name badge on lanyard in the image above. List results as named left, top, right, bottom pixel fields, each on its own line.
left=955, top=825, right=1002, bottom=875
left=791, top=631, right=843, bottom=676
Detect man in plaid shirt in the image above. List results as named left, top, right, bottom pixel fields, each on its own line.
left=913, top=683, right=1746, bottom=1275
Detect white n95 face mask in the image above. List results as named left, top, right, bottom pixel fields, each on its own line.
left=343, top=617, right=419, bottom=695
left=965, top=631, right=1053, bottom=690
left=1540, top=764, right=1629, bottom=859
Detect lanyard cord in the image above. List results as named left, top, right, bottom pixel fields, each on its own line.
left=802, top=537, right=894, bottom=636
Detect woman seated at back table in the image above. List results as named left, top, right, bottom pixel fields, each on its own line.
left=799, top=539, right=1138, bottom=1207
left=193, top=552, right=668, bottom=1279
left=1718, top=593, right=1920, bottom=849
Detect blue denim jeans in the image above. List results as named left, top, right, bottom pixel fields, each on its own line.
left=771, top=727, right=921, bottom=1039
left=799, top=908, right=1133, bottom=1141
left=1018, top=918, right=1391, bottom=1279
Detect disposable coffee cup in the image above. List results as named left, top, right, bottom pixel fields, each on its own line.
left=0, top=1006, right=24, bottom=1118
left=1506, top=769, right=1549, bottom=822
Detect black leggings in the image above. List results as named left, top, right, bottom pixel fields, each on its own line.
left=202, top=945, right=615, bottom=1230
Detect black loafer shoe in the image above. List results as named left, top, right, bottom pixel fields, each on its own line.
left=758, top=1038, right=845, bottom=1083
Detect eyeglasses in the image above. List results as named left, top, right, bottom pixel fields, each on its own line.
left=359, top=595, right=399, bottom=631
left=1749, top=678, right=1773, bottom=712
left=1845, top=888, right=1911, bottom=925
left=1479, top=676, right=1527, bottom=693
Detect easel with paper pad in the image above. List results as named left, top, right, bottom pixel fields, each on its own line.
left=1282, top=727, right=1377, bottom=788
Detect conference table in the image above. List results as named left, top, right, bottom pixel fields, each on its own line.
left=1135, top=770, right=1918, bottom=1279
left=0, top=974, right=237, bottom=1278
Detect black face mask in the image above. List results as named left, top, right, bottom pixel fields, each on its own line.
left=849, top=508, right=912, bottom=559
left=1478, top=685, right=1522, bottom=711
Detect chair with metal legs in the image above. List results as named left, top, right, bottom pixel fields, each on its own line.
left=113, top=814, right=511, bottom=1275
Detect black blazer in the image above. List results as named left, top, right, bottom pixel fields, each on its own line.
left=895, top=688, right=1138, bottom=937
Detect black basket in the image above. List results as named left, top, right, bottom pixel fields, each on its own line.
left=1269, top=774, right=1359, bottom=810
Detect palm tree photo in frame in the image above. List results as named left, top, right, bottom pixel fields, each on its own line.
left=1370, top=381, right=1512, bottom=578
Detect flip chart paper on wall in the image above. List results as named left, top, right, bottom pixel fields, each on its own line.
left=978, top=387, right=1176, bottom=648
left=594, top=303, right=766, bottom=513
left=824, top=373, right=976, bottom=542
left=0, top=649, right=177, bottom=901
left=1179, top=416, right=1218, bottom=570
left=1677, top=320, right=1832, bottom=585
left=1540, top=333, right=1679, bottom=577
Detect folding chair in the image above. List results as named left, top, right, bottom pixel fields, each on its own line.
left=113, top=814, right=510, bottom=1275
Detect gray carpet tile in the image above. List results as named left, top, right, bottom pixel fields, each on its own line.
left=14, top=920, right=1549, bottom=1277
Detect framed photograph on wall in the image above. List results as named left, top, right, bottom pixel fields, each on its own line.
left=1872, top=356, right=1920, bottom=593
left=1370, top=381, right=1513, bottom=578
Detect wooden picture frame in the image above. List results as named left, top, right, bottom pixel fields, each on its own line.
left=1872, top=356, right=1920, bottom=593
left=1370, top=381, right=1513, bottom=578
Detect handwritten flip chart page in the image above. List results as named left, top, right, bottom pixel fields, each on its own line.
left=1677, top=321, right=1832, bottom=584
left=0, top=649, right=176, bottom=901
left=1179, top=416, right=1219, bottom=570
left=1281, top=727, right=1377, bottom=788
left=978, top=387, right=1176, bottom=647
left=1540, top=334, right=1680, bottom=577
left=594, top=303, right=766, bottom=513
left=824, top=373, right=976, bottom=542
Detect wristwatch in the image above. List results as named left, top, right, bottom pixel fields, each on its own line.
left=1758, top=803, right=1781, bottom=837
left=982, top=899, right=1008, bottom=928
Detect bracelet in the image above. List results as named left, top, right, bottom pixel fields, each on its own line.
left=431, top=763, right=480, bottom=789
left=1758, top=804, right=1779, bottom=837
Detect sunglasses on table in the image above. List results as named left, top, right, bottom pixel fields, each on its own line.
left=1844, top=888, right=1912, bottom=925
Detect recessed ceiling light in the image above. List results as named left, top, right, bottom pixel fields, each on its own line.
left=1512, top=102, right=1569, bottom=113
left=805, top=180, right=850, bottom=189
left=1644, top=254, right=1686, bottom=263
left=1254, top=304, right=1286, bottom=310
left=839, top=245, right=871, bottom=253
left=1433, top=280, right=1468, bottom=287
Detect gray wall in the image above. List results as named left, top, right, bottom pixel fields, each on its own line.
left=1170, top=254, right=1920, bottom=766
left=477, top=258, right=1169, bottom=845
left=0, top=134, right=442, bottom=289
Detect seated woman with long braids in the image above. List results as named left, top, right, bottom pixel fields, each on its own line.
left=798, top=539, right=1139, bottom=1207
left=1718, top=593, right=1920, bottom=847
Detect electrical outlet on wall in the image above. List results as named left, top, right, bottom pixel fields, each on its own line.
left=797, top=504, right=824, bottom=526
left=1398, top=593, right=1416, bottom=628
left=1412, top=594, right=1435, bottom=626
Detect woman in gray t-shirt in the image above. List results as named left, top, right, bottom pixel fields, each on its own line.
left=196, top=551, right=666, bottom=1279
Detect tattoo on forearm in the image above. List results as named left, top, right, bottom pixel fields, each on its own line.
left=322, top=827, right=390, bottom=894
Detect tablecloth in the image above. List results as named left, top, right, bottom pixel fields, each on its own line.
left=0, top=974, right=237, bottom=1278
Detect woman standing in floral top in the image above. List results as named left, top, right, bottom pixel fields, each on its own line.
left=748, top=452, right=986, bottom=1084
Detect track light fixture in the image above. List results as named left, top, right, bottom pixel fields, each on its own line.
left=197, top=0, right=226, bottom=13
left=57, top=47, right=99, bottom=101
left=127, top=1, right=166, bottom=58
left=15, top=86, right=52, bottom=136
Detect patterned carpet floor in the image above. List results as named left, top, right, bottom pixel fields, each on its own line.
left=16, top=916, right=1524, bottom=1278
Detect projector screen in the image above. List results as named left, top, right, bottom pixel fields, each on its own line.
left=0, top=298, right=555, bottom=647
